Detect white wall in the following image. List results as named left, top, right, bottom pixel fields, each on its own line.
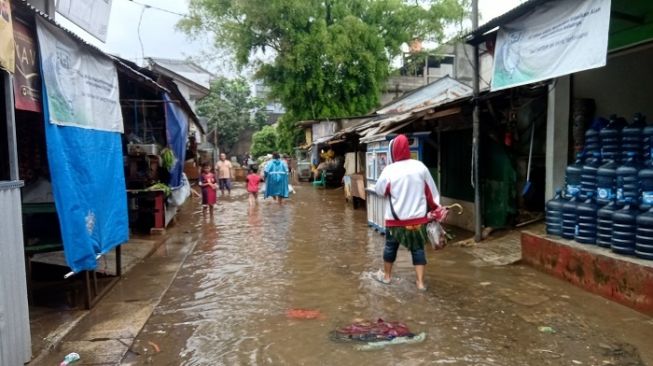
left=574, top=45, right=653, bottom=119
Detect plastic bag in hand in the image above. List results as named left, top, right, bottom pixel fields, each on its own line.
left=426, top=221, right=447, bottom=250
left=427, top=206, right=449, bottom=222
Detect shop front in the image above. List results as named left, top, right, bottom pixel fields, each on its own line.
left=467, top=0, right=653, bottom=314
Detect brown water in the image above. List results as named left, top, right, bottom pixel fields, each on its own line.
left=125, top=184, right=653, bottom=366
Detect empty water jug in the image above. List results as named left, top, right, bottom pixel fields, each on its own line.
left=616, top=153, right=641, bottom=206
left=639, top=160, right=653, bottom=211
left=621, top=113, right=645, bottom=160
left=643, top=122, right=653, bottom=161
left=611, top=198, right=639, bottom=255
left=584, top=119, right=604, bottom=156
left=546, top=189, right=565, bottom=237
left=565, top=153, right=583, bottom=198
left=596, top=159, right=618, bottom=206
left=635, top=208, right=653, bottom=260
left=580, top=152, right=601, bottom=200
left=600, top=115, right=625, bottom=162
left=562, top=193, right=580, bottom=240
left=575, top=192, right=598, bottom=244
left=597, top=199, right=620, bottom=248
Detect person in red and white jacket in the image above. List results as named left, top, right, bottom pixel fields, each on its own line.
left=374, top=134, right=440, bottom=291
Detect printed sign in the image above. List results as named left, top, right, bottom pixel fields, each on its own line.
left=13, top=19, right=41, bottom=112
left=491, top=0, right=611, bottom=91
left=55, top=0, right=113, bottom=42
left=0, top=0, right=15, bottom=73
left=36, top=18, right=124, bottom=133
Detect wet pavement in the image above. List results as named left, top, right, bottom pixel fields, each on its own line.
left=114, top=183, right=653, bottom=366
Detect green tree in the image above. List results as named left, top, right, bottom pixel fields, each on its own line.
left=250, top=125, right=279, bottom=158
left=181, top=0, right=467, bottom=152
left=197, top=76, right=268, bottom=154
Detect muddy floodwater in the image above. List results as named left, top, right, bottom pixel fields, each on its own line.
left=124, top=184, right=653, bottom=366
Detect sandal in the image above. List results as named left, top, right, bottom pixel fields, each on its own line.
left=374, top=270, right=391, bottom=285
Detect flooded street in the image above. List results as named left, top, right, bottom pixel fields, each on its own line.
left=123, top=184, right=653, bottom=366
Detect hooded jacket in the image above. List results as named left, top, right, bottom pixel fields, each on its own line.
left=374, top=134, right=440, bottom=227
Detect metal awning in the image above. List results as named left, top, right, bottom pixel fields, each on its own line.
left=359, top=113, right=416, bottom=143
left=376, top=76, right=472, bottom=115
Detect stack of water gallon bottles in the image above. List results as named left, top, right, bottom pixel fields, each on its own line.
left=546, top=113, right=653, bottom=260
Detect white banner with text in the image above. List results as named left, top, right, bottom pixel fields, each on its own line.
left=491, top=0, right=611, bottom=91
left=37, top=18, right=123, bottom=133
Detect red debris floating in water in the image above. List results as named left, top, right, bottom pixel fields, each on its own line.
left=333, top=319, right=414, bottom=342
left=286, top=308, right=323, bottom=320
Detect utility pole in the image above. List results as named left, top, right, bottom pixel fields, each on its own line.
left=472, top=0, right=482, bottom=242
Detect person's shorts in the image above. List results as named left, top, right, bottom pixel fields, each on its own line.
left=383, top=230, right=427, bottom=266
left=219, top=178, right=232, bottom=190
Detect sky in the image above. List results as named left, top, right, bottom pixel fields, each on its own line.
left=55, top=0, right=525, bottom=76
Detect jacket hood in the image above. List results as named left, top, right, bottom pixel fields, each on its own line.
left=389, top=134, right=411, bottom=162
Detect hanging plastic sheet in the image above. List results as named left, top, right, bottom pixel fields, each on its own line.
left=164, top=93, right=188, bottom=188
left=38, top=18, right=128, bottom=272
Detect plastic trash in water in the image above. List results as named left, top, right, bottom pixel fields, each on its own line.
left=538, top=326, right=556, bottom=334
left=355, top=331, right=426, bottom=351
left=60, top=352, right=80, bottom=366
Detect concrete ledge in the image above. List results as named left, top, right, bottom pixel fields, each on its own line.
left=521, top=231, right=653, bottom=315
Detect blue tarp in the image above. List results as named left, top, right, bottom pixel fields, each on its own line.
left=164, top=93, right=188, bottom=188
left=42, top=81, right=129, bottom=273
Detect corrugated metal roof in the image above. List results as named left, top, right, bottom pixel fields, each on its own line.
left=147, top=57, right=212, bottom=93
left=375, top=76, right=473, bottom=115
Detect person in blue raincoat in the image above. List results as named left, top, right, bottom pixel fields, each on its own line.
left=265, top=152, right=289, bottom=203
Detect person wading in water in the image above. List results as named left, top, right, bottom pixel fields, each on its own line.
left=374, top=134, right=440, bottom=291
left=264, top=152, right=289, bottom=203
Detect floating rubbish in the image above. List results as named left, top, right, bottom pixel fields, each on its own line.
left=147, top=341, right=161, bottom=353
left=355, top=332, right=426, bottom=351
left=286, top=308, right=323, bottom=320
left=330, top=318, right=424, bottom=350
left=59, top=352, right=80, bottom=366
left=538, top=326, right=556, bottom=334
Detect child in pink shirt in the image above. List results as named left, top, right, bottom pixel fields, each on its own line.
left=246, top=168, right=262, bottom=207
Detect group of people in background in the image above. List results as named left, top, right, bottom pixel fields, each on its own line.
left=199, top=152, right=290, bottom=216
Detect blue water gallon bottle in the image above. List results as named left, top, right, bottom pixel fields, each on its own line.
left=597, top=199, right=620, bottom=248
left=565, top=153, right=584, bottom=198
left=562, top=192, right=580, bottom=240
left=596, top=159, right=619, bottom=206
left=580, top=152, right=601, bottom=200
left=615, top=152, right=641, bottom=205
left=611, top=198, right=639, bottom=255
left=575, top=192, right=598, bottom=244
left=621, top=113, right=645, bottom=160
left=546, top=189, right=565, bottom=237
left=635, top=208, right=653, bottom=260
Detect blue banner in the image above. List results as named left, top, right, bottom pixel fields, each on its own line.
left=42, top=80, right=129, bottom=273
left=164, top=93, right=188, bottom=188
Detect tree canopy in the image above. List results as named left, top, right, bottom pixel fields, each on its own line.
left=250, top=125, right=279, bottom=158
left=196, top=76, right=267, bottom=154
left=181, top=0, right=467, bottom=152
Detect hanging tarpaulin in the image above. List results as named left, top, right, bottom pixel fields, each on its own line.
left=13, top=18, right=41, bottom=112
left=0, top=0, right=15, bottom=73
left=36, top=17, right=123, bottom=132
left=491, top=0, right=611, bottom=91
left=37, top=18, right=128, bottom=273
left=56, top=0, right=113, bottom=42
left=164, top=93, right=188, bottom=188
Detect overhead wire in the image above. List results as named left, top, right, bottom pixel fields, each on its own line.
left=124, top=0, right=186, bottom=17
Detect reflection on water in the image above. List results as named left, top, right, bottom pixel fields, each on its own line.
left=130, top=184, right=652, bottom=366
